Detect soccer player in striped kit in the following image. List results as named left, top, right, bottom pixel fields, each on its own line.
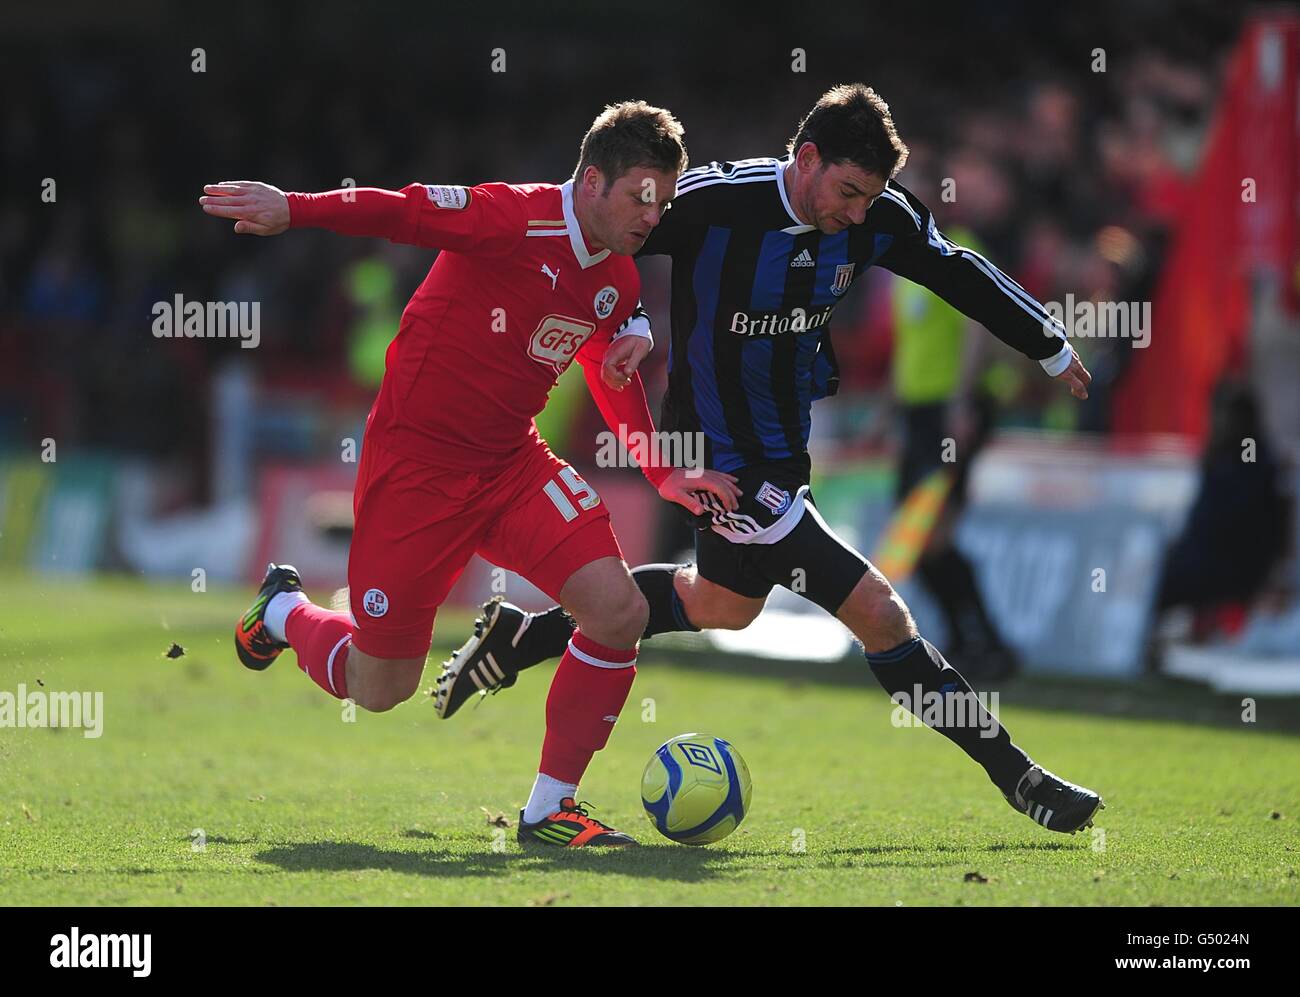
left=437, top=85, right=1104, bottom=835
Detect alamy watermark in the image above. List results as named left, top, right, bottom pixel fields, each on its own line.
left=595, top=426, right=705, bottom=478
left=152, top=294, right=260, bottom=349
left=0, top=684, right=103, bottom=738
left=1043, top=295, right=1150, bottom=348
left=890, top=684, right=1001, bottom=739
left=50, top=928, right=150, bottom=976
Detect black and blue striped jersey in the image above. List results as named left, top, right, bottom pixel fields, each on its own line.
left=637, top=156, right=1072, bottom=473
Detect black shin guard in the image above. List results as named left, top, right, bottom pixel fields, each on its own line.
left=632, top=563, right=700, bottom=638
left=866, top=636, right=1029, bottom=796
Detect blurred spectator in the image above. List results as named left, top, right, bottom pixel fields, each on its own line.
left=1154, top=379, right=1292, bottom=636
left=0, top=0, right=1261, bottom=502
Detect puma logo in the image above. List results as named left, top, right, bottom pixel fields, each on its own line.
left=541, top=263, right=560, bottom=290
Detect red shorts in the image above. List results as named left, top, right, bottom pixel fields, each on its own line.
left=347, top=434, right=623, bottom=659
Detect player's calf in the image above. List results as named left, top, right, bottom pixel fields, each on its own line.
left=346, top=649, right=425, bottom=712
left=236, top=563, right=426, bottom=710
left=850, top=585, right=1106, bottom=833
left=835, top=564, right=918, bottom=652
left=516, top=558, right=644, bottom=826
left=672, top=564, right=765, bottom=631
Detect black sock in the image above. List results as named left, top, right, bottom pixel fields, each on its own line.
left=864, top=636, right=1030, bottom=796
left=513, top=563, right=699, bottom=671
left=632, top=563, right=700, bottom=638
left=513, top=605, right=575, bottom=671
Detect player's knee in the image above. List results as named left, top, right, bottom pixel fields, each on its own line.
left=370, top=691, right=407, bottom=712
left=875, top=594, right=915, bottom=645
left=569, top=583, right=647, bottom=648
left=605, top=588, right=649, bottom=646
left=843, top=580, right=915, bottom=649
left=355, top=682, right=413, bottom=713
left=350, top=660, right=423, bottom=712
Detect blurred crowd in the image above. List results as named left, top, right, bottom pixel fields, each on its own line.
left=0, top=1, right=1261, bottom=493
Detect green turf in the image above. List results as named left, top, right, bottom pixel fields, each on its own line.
left=1, top=569, right=1297, bottom=906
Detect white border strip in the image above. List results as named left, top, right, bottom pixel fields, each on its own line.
left=567, top=639, right=636, bottom=669
left=326, top=635, right=351, bottom=695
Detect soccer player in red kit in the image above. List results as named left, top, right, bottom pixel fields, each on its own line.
left=201, top=102, right=742, bottom=847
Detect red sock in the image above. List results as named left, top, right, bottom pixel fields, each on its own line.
left=539, top=630, right=637, bottom=784
left=284, top=602, right=352, bottom=700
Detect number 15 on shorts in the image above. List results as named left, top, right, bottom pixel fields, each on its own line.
left=543, top=467, right=601, bottom=523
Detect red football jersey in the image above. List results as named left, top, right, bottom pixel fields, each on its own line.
left=288, top=180, right=658, bottom=476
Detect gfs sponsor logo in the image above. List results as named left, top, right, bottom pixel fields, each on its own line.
left=527, top=314, right=596, bottom=376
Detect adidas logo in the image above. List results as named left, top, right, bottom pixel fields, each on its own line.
left=790, top=248, right=815, bottom=268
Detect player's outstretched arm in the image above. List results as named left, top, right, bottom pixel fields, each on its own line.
left=205, top=180, right=524, bottom=253
left=578, top=355, right=741, bottom=515
left=199, top=179, right=422, bottom=243
left=199, top=181, right=290, bottom=236
left=874, top=182, right=1091, bottom=398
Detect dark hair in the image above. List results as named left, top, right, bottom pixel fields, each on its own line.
left=573, top=100, right=688, bottom=188
left=787, top=84, right=910, bottom=179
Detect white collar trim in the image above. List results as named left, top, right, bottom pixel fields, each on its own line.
left=776, top=156, right=816, bottom=234
left=561, top=180, right=611, bottom=269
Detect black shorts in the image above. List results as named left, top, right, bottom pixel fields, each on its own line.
left=688, top=455, right=871, bottom=614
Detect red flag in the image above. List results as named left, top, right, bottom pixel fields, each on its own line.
left=1113, top=15, right=1298, bottom=440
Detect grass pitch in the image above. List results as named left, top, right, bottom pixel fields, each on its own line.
left=1, top=570, right=1297, bottom=906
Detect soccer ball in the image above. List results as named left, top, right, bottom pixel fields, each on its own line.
left=641, top=733, right=752, bottom=845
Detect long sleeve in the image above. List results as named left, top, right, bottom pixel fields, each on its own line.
left=613, top=300, right=653, bottom=346
left=578, top=359, right=673, bottom=489
left=286, top=182, right=527, bottom=256
left=873, top=182, right=1073, bottom=375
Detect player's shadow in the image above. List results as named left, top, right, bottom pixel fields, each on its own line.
left=737, top=840, right=1073, bottom=870
left=254, top=837, right=1069, bottom=881
left=826, top=841, right=1071, bottom=855
left=983, top=841, right=1073, bottom=852
left=177, top=834, right=257, bottom=846
left=254, top=840, right=732, bottom=882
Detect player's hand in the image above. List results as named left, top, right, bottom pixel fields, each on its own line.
left=1056, top=350, right=1091, bottom=400
left=199, top=181, right=290, bottom=236
left=601, top=335, right=652, bottom=391
left=658, top=467, right=742, bottom=515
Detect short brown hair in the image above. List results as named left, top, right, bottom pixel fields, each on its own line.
left=787, top=84, right=909, bottom=179
left=573, top=100, right=688, bottom=189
